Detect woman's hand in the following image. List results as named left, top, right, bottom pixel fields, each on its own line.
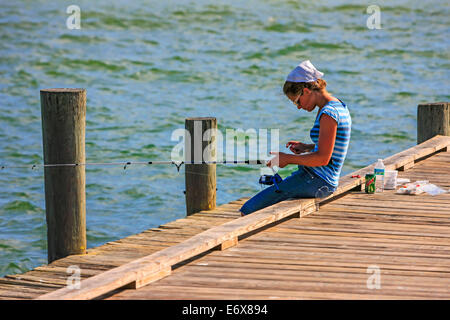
left=266, top=151, right=290, bottom=168
left=286, top=141, right=312, bottom=154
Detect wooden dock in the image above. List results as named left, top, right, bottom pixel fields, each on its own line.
left=0, top=135, right=449, bottom=300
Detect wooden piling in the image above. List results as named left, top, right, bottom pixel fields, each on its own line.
left=185, top=117, right=217, bottom=215
left=40, top=88, right=87, bottom=263
left=417, top=102, right=450, bottom=144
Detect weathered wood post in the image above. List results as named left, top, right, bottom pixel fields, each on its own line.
left=417, top=102, right=450, bottom=144
left=40, top=88, right=86, bottom=263
left=185, top=117, right=217, bottom=215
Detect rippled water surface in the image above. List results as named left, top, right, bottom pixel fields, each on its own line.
left=0, top=0, right=449, bottom=276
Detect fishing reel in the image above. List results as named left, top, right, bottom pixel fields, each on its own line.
left=259, top=168, right=283, bottom=193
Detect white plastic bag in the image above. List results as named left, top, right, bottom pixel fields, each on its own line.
left=396, top=181, right=428, bottom=195
left=396, top=180, right=447, bottom=196
left=421, top=183, right=447, bottom=196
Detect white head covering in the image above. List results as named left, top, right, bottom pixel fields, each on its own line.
left=286, top=60, right=324, bottom=82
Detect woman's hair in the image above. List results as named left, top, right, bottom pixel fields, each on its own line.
left=283, top=78, right=327, bottom=97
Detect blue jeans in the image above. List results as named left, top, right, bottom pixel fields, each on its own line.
left=240, top=166, right=336, bottom=216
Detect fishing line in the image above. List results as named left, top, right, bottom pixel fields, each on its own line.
left=0, top=160, right=268, bottom=172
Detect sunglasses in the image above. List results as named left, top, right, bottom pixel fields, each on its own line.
left=293, top=89, right=304, bottom=107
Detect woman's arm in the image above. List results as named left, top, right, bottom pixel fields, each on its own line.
left=286, top=141, right=316, bottom=153
left=268, top=114, right=337, bottom=168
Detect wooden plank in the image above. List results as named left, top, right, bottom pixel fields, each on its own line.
left=106, top=284, right=425, bottom=300
left=119, top=276, right=450, bottom=299
left=125, top=266, right=171, bottom=289
left=333, top=194, right=450, bottom=206
left=320, top=204, right=450, bottom=216
left=291, top=217, right=450, bottom=235
left=264, top=226, right=450, bottom=245
left=306, top=212, right=450, bottom=228
left=321, top=203, right=450, bottom=217
left=398, top=160, right=415, bottom=171
left=278, top=222, right=450, bottom=239
left=206, top=252, right=450, bottom=273
left=317, top=205, right=450, bottom=219
left=245, top=232, right=450, bottom=251
left=295, top=202, right=318, bottom=218
left=217, top=237, right=238, bottom=251
left=0, top=283, right=57, bottom=294
left=230, top=242, right=450, bottom=260
left=164, top=270, right=447, bottom=293
left=157, top=268, right=450, bottom=292
left=181, top=258, right=450, bottom=279
left=0, top=278, right=62, bottom=290
left=212, top=246, right=450, bottom=268
left=240, top=236, right=450, bottom=255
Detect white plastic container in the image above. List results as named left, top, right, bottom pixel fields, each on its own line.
left=384, top=170, right=398, bottom=190
left=374, top=159, right=385, bottom=193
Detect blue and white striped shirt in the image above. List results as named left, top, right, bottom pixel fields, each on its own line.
left=307, top=99, right=351, bottom=188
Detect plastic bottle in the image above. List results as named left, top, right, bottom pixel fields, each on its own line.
left=374, top=159, right=385, bottom=193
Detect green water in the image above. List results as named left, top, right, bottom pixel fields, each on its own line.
left=0, top=0, right=449, bottom=276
